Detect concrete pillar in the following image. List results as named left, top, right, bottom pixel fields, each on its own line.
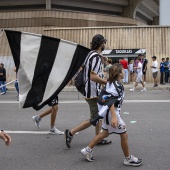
left=46, top=0, right=51, bottom=10
left=160, top=0, right=170, bottom=25
left=122, top=0, right=142, bottom=18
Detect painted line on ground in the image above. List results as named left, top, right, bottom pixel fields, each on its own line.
left=0, top=100, right=170, bottom=104
left=4, top=131, right=51, bottom=134
left=4, top=131, right=78, bottom=135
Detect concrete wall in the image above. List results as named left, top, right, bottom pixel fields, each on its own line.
left=0, top=26, right=170, bottom=83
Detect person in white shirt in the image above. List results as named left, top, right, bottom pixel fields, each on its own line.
left=150, top=56, right=158, bottom=87
left=128, top=59, right=135, bottom=83
left=129, top=58, right=146, bottom=92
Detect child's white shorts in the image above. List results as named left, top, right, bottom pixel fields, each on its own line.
left=101, top=108, right=127, bottom=134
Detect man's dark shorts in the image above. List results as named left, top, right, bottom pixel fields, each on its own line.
left=48, top=96, right=58, bottom=106
left=153, top=71, right=158, bottom=78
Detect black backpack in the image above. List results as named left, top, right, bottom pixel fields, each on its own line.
left=74, top=67, right=85, bottom=95
left=74, top=51, right=95, bottom=95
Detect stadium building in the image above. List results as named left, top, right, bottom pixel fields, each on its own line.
left=0, top=0, right=170, bottom=83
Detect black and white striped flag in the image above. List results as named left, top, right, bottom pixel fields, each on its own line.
left=5, top=30, right=90, bottom=110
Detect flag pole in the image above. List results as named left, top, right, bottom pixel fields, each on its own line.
left=0, top=80, right=16, bottom=88
left=0, top=29, right=4, bottom=37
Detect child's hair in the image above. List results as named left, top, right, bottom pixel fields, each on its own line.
left=108, top=63, right=123, bottom=83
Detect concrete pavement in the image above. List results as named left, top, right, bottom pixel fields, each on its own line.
left=0, top=91, right=170, bottom=170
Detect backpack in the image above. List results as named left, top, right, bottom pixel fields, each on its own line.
left=74, top=67, right=85, bottom=95
left=74, top=51, right=95, bottom=95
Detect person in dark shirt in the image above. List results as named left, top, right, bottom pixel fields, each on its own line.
left=160, top=58, right=165, bottom=84
left=164, top=57, right=169, bottom=83
left=141, top=54, right=148, bottom=83
left=0, top=63, right=6, bottom=95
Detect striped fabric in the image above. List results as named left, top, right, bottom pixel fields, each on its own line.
left=83, top=51, right=103, bottom=98
left=5, top=30, right=90, bottom=110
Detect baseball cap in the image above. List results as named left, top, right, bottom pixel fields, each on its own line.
left=152, top=56, right=156, bottom=59
left=92, top=34, right=107, bottom=44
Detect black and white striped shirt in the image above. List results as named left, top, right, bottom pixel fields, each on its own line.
left=83, top=51, right=103, bottom=98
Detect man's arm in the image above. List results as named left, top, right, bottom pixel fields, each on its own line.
left=90, top=71, right=107, bottom=85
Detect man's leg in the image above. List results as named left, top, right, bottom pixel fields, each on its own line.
left=70, top=120, right=91, bottom=135
left=39, top=108, right=52, bottom=118
left=160, top=72, right=163, bottom=84
left=49, top=105, right=64, bottom=135
left=32, top=108, right=52, bottom=128
left=50, top=105, right=58, bottom=127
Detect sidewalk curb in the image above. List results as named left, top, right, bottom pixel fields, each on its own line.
left=6, top=84, right=170, bottom=92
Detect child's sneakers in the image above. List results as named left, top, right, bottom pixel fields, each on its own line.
left=81, top=148, right=94, bottom=162
left=32, top=115, right=41, bottom=128
left=124, top=155, right=142, bottom=167
left=49, top=127, right=64, bottom=135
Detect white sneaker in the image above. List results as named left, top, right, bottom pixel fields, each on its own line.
left=81, top=148, right=94, bottom=162
left=32, top=115, right=41, bottom=128
left=0, top=92, right=5, bottom=95
left=141, top=88, right=147, bottom=92
left=49, top=127, right=64, bottom=135
left=129, top=88, right=134, bottom=92
left=124, top=155, right=142, bottom=167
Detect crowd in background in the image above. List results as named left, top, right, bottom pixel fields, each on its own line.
left=103, top=55, right=170, bottom=87
left=0, top=55, right=170, bottom=96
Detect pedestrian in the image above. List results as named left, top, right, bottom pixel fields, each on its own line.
left=81, top=63, right=142, bottom=167
left=160, top=58, right=165, bottom=84
left=0, top=63, right=6, bottom=95
left=32, top=96, right=64, bottom=135
left=65, top=34, right=111, bottom=148
left=0, top=130, right=11, bottom=146
left=103, top=58, right=112, bottom=79
left=141, top=54, right=148, bottom=84
left=168, top=60, right=170, bottom=83
left=150, top=56, right=158, bottom=87
left=164, top=57, right=169, bottom=83
left=129, top=58, right=146, bottom=92
left=14, top=67, right=19, bottom=100
left=119, top=57, right=128, bottom=84
left=128, top=59, right=135, bottom=83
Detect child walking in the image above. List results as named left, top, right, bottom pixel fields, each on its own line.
left=81, top=63, right=142, bottom=167
left=32, top=96, right=64, bottom=135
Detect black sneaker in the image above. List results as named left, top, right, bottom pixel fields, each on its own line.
left=153, top=84, right=158, bottom=87
left=65, top=129, right=73, bottom=148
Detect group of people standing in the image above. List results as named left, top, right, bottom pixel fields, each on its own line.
left=160, top=57, right=170, bottom=84
left=103, top=53, right=170, bottom=93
